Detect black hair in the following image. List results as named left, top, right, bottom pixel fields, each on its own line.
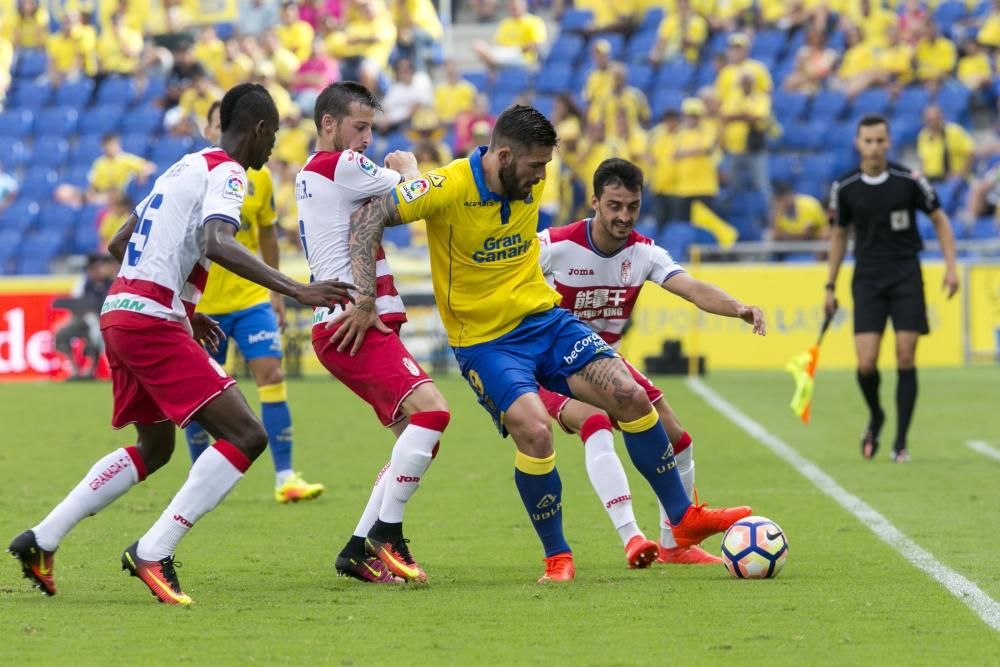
left=593, top=158, right=643, bottom=198
left=313, top=81, right=380, bottom=132
left=856, top=113, right=889, bottom=134
left=490, top=105, right=558, bottom=151
left=101, top=132, right=119, bottom=144
left=220, top=83, right=278, bottom=133
left=773, top=181, right=793, bottom=198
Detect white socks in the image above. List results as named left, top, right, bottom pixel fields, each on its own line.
left=354, top=462, right=391, bottom=537
left=580, top=415, right=641, bottom=547
left=33, top=447, right=147, bottom=552
left=137, top=442, right=250, bottom=561
left=378, top=412, right=448, bottom=524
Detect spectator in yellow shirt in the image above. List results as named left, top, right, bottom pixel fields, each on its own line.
left=877, top=24, right=915, bottom=91
left=784, top=28, right=837, bottom=93
left=721, top=72, right=772, bottom=202
left=650, top=0, right=708, bottom=64
left=715, top=33, right=773, bottom=105
left=648, top=108, right=683, bottom=229
left=703, top=0, right=753, bottom=32
left=769, top=183, right=828, bottom=241
left=87, top=134, right=155, bottom=205
left=212, top=38, right=255, bottom=91
left=179, top=72, right=224, bottom=127
left=97, top=10, right=143, bottom=76
left=324, top=0, right=397, bottom=94
left=956, top=37, right=992, bottom=94
left=4, top=0, right=49, bottom=49
left=473, top=0, right=547, bottom=69
left=260, top=32, right=301, bottom=86
left=588, top=62, right=651, bottom=133
left=434, top=60, right=478, bottom=123
left=391, top=0, right=443, bottom=72
left=848, top=0, right=898, bottom=47
left=917, top=104, right=975, bottom=183
left=575, top=120, right=630, bottom=203
left=46, top=11, right=97, bottom=82
left=583, top=39, right=614, bottom=104
left=574, top=0, right=639, bottom=35
left=0, top=35, right=12, bottom=102
left=275, top=0, right=315, bottom=62
left=977, top=0, right=1000, bottom=49
left=835, top=25, right=881, bottom=97
left=915, top=20, right=957, bottom=85
left=674, top=97, right=720, bottom=219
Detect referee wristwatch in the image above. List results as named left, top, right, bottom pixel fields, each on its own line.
left=824, top=283, right=835, bottom=291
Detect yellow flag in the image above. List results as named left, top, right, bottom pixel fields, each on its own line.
left=691, top=200, right=739, bottom=249
left=785, top=345, right=819, bottom=424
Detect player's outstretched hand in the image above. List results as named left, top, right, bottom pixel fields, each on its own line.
left=943, top=268, right=960, bottom=299
left=294, top=279, right=356, bottom=308
left=384, top=150, right=419, bottom=179
left=738, top=304, right=766, bottom=335
left=191, top=313, right=225, bottom=353
left=327, top=300, right=392, bottom=356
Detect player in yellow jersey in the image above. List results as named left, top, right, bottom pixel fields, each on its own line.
left=185, top=101, right=324, bottom=504
left=336, top=106, right=751, bottom=583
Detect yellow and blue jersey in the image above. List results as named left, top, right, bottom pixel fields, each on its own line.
left=198, top=166, right=277, bottom=314
left=391, top=147, right=561, bottom=347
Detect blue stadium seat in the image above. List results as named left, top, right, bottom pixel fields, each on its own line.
left=657, top=223, right=695, bottom=261
left=692, top=60, right=718, bottom=89
left=382, top=225, right=411, bottom=247
left=214, top=22, right=235, bottom=40
left=38, top=203, right=79, bottom=232
left=570, top=63, right=593, bottom=93
left=896, top=86, right=931, bottom=113
left=705, top=30, right=732, bottom=57
left=149, top=136, right=193, bottom=166
left=627, top=63, right=655, bottom=94
left=750, top=30, right=786, bottom=60
left=30, top=135, right=70, bottom=169
left=70, top=135, right=105, bottom=164
left=0, top=137, right=28, bottom=168
left=72, top=220, right=100, bottom=254
left=768, top=154, right=798, bottom=185
left=120, top=104, right=165, bottom=134
left=638, top=7, right=664, bottom=32
left=17, top=228, right=67, bottom=261
left=771, top=91, right=809, bottom=124
left=489, top=91, right=519, bottom=116
left=53, top=77, right=94, bottom=107
left=624, top=30, right=658, bottom=63
left=120, top=132, right=151, bottom=158
left=138, top=74, right=168, bottom=105
left=462, top=71, right=489, bottom=92
left=61, top=163, right=92, bottom=188
left=34, top=106, right=79, bottom=136
left=851, top=88, right=891, bottom=116
left=536, top=62, right=574, bottom=95
left=938, top=83, right=971, bottom=125
left=651, top=89, right=684, bottom=120
left=934, top=1, right=967, bottom=34
left=9, top=80, right=51, bottom=109
left=492, top=66, right=533, bottom=94
left=544, top=33, right=584, bottom=65
left=559, top=9, right=593, bottom=31
left=655, top=60, right=694, bottom=91
left=819, top=122, right=855, bottom=151
left=533, top=95, right=555, bottom=119
left=808, top=90, right=848, bottom=122
left=13, top=49, right=46, bottom=79
left=796, top=176, right=826, bottom=200
left=96, top=76, right=138, bottom=106
left=20, top=167, right=60, bottom=201
left=14, top=256, right=54, bottom=275
left=0, top=199, right=40, bottom=233
left=0, top=109, right=34, bottom=138
left=691, top=225, right=718, bottom=246
left=77, top=105, right=124, bottom=136
left=827, top=30, right=847, bottom=51
left=969, top=217, right=998, bottom=239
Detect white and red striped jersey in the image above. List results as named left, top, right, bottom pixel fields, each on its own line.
left=101, top=148, right=246, bottom=327
left=538, top=219, right=685, bottom=347
left=296, top=150, right=406, bottom=327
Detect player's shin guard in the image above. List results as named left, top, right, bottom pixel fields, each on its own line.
left=580, top=414, right=640, bottom=545
left=514, top=451, right=571, bottom=557
left=260, top=382, right=293, bottom=478
left=184, top=423, right=211, bottom=463
left=137, top=441, right=250, bottom=561
left=378, top=411, right=450, bottom=524
left=33, top=446, right=147, bottom=551
left=620, top=410, right=691, bottom=526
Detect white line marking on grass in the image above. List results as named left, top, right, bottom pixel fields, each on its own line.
left=966, top=440, right=1000, bottom=463
left=687, top=377, right=1000, bottom=634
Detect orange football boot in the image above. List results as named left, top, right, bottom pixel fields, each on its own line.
left=657, top=545, right=724, bottom=565
left=625, top=535, right=659, bottom=569
left=671, top=503, right=752, bottom=548
left=538, top=552, right=575, bottom=583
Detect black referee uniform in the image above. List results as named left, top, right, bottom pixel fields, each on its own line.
left=828, top=161, right=939, bottom=336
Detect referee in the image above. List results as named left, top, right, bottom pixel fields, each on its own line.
left=825, top=114, right=960, bottom=463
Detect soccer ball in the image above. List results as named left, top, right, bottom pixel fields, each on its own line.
left=720, top=515, right=788, bottom=579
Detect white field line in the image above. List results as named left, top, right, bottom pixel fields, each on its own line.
left=966, top=440, right=1000, bottom=463
left=686, top=377, right=1000, bottom=634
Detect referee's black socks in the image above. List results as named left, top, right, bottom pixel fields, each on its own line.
left=895, top=369, right=917, bottom=451
left=856, top=369, right=885, bottom=433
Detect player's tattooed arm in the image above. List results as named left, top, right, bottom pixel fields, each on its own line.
left=107, top=213, right=139, bottom=264
left=348, top=192, right=404, bottom=309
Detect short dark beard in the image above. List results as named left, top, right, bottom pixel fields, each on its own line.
left=498, top=161, right=525, bottom=200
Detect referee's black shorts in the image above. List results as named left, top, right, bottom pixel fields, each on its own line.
left=852, top=258, right=930, bottom=335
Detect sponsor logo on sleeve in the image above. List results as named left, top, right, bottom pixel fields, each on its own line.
left=357, top=154, right=380, bottom=177
left=400, top=178, right=430, bottom=202
left=223, top=175, right=246, bottom=201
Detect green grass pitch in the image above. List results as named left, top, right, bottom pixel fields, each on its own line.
left=1, top=369, right=999, bottom=665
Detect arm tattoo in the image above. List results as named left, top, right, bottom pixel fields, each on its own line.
left=349, top=193, right=403, bottom=311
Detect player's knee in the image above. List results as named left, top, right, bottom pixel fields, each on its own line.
left=137, top=440, right=174, bottom=474
left=405, top=383, right=449, bottom=414
left=253, top=362, right=284, bottom=387
left=231, top=422, right=268, bottom=460
left=609, top=383, right=653, bottom=423
left=857, top=360, right=878, bottom=375
left=512, top=419, right=553, bottom=458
